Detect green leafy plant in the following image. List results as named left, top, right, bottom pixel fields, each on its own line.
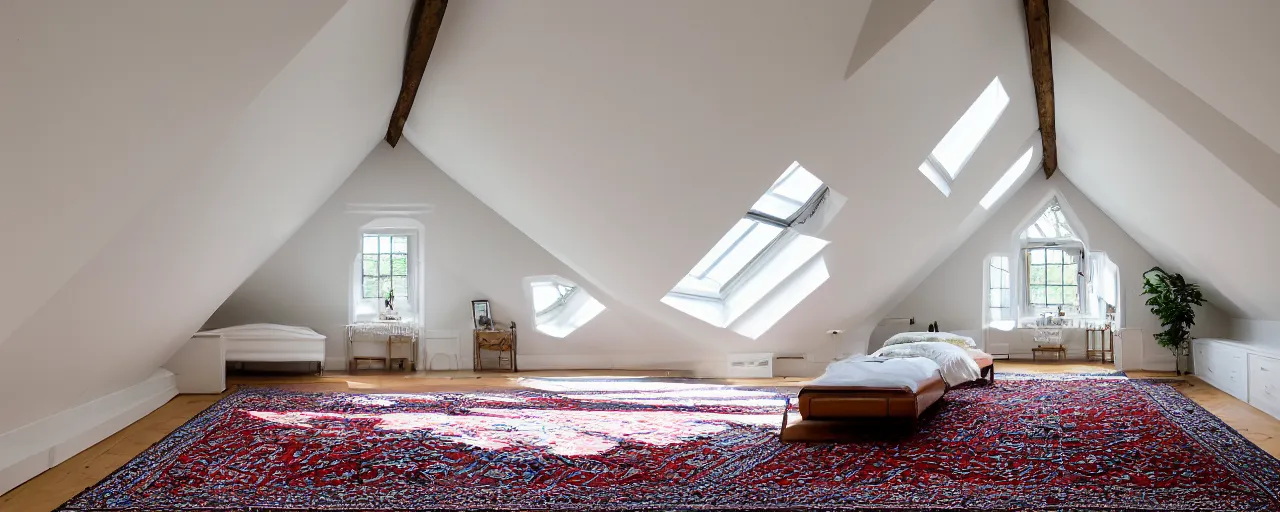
left=1141, top=267, right=1205, bottom=375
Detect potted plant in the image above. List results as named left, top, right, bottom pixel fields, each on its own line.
left=1141, top=267, right=1206, bottom=375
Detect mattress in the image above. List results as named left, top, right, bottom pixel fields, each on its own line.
left=199, top=324, right=326, bottom=365
left=808, top=356, right=942, bottom=392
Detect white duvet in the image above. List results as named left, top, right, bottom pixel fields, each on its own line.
left=808, top=355, right=942, bottom=392
left=873, top=341, right=982, bottom=386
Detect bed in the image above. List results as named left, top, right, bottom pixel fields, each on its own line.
left=781, top=356, right=948, bottom=441
left=876, top=331, right=994, bottom=385
left=199, top=324, right=327, bottom=372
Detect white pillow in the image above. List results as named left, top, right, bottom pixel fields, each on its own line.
left=883, top=331, right=977, bottom=349
left=873, top=341, right=981, bottom=386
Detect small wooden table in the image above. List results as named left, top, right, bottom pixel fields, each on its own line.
left=474, top=327, right=518, bottom=372
left=1032, top=345, right=1067, bottom=361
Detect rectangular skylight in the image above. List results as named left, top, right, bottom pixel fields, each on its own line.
left=932, top=78, right=1010, bottom=176
left=749, top=162, right=825, bottom=222
left=980, top=147, right=1035, bottom=209
left=917, top=77, right=1010, bottom=195
left=674, top=219, right=783, bottom=298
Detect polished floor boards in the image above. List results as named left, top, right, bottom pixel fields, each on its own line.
left=3, top=362, right=1278, bottom=511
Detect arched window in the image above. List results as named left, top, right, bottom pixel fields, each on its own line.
left=1021, top=198, right=1084, bottom=313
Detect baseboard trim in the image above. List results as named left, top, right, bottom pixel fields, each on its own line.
left=0, top=369, right=177, bottom=496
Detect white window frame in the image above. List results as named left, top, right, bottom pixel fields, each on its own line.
left=987, top=255, right=1012, bottom=329
left=670, top=164, right=828, bottom=301
left=1023, top=245, right=1084, bottom=311
left=352, top=221, right=423, bottom=324
left=359, top=233, right=412, bottom=301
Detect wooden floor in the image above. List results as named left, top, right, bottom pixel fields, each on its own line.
left=3, top=361, right=1279, bottom=511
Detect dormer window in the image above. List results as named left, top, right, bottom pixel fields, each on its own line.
left=918, top=77, right=1010, bottom=196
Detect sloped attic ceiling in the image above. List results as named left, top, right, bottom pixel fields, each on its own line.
left=0, top=0, right=414, bottom=436
left=404, top=0, right=1042, bottom=355
left=1052, top=0, right=1280, bottom=321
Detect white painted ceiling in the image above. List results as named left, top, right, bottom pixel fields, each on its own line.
left=3, top=0, right=1277, bottom=441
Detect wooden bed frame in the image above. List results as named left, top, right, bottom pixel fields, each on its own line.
left=781, top=365, right=994, bottom=442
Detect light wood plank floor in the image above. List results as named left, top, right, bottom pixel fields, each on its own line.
left=3, top=362, right=1278, bottom=511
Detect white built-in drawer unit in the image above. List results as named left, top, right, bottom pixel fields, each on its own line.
left=1248, top=354, right=1280, bottom=419
left=1193, top=338, right=1280, bottom=421
left=1192, top=338, right=1248, bottom=401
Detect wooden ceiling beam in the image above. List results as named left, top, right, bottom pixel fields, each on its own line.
left=1023, top=0, right=1058, bottom=178
left=385, top=0, right=448, bottom=148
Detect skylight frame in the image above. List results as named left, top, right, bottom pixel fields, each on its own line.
left=917, top=77, right=1011, bottom=196
left=532, top=281, right=578, bottom=317
left=748, top=161, right=829, bottom=225
left=526, top=275, right=605, bottom=338
left=671, top=163, right=829, bottom=301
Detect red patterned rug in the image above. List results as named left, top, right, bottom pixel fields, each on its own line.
left=59, top=377, right=1280, bottom=511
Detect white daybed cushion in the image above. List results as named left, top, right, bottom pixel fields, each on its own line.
left=873, top=341, right=981, bottom=386
left=808, top=355, right=942, bottom=392
left=201, top=323, right=325, bottom=340
left=200, top=324, right=326, bottom=364
left=883, top=331, right=978, bottom=349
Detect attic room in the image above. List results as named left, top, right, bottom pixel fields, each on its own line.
left=3, top=0, right=1280, bottom=510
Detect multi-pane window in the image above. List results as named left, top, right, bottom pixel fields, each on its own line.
left=1023, top=198, right=1076, bottom=239
left=917, top=77, right=1010, bottom=196
left=361, top=234, right=409, bottom=300
left=1026, top=247, right=1079, bottom=308
left=672, top=162, right=826, bottom=299
left=988, top=256, right=1011, bottom=323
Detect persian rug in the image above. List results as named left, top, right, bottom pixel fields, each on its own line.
left=60, top=378, right=1280, bottom=511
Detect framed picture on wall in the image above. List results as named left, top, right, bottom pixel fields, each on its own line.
left=472, top=300, right=492, bottom=330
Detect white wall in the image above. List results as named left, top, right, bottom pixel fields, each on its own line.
left=1229, top=319, right=1280, bottom=349
left=404, top=0, right=1044, bottom=361
left=0, top=0, right=414, bottom=487
left=208, top=143, right=697, bottom=372
left=1052, top=0, right=1280, bottom=326
left=881, top=172, right=1228, bottom=369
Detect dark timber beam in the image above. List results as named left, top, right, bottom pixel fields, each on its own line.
left=386, top=0, right=448, bottom=147
left=1023, top=0, right=1058, bottom=178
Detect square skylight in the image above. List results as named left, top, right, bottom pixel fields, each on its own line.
left=980, top=147, right=1035, bottom=209
left=917, top=77, right=1010, bottom=195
